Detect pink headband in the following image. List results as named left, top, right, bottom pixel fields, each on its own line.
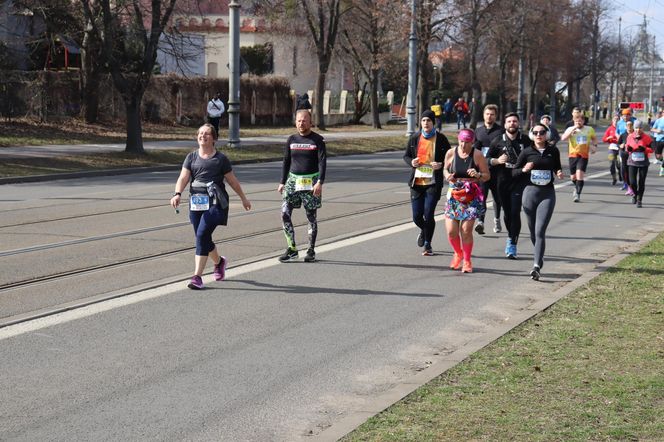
left=458, top=129, right=475, bottom=142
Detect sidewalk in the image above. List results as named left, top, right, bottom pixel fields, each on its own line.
left=0, top=128, right=409, bottom=159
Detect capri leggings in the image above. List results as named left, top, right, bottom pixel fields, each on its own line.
left=189, top=205, right=226, bottom=256
left=522, top=185, right=556, bottom=269
left=282, top=201, right=317, bottom=250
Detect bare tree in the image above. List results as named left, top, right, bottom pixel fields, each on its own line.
left=80, top=0, right=178, bottom=153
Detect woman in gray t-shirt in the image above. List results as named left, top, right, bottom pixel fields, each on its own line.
left=170, top=124, right=251, bottom=290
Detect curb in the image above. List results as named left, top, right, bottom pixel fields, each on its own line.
left=311, top=225, right=663, bottom=442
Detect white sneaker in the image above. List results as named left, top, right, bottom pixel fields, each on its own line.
left=493, top=218, right=502, bottom=233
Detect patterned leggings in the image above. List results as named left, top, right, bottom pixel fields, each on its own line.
left=281, top=201, right=317, bottom=250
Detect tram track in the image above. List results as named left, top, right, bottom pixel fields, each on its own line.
left=0, top=199, right=410, bottom=293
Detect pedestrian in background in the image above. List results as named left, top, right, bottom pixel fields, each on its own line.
left=206, top=93, right=225, bottom=138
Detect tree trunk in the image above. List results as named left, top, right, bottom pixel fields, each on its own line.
left=124, top=95, right=144, bottom=154
left=315, top=69, right=326, bottom=130
left=370, top=68, right=381, bottom=129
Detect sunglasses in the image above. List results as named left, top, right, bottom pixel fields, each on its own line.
left=532, top=130, right=547, bottom=136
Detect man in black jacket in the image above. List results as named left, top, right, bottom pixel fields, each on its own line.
left=473, top=104, right=504, bottom=235
left=487, top=112, right=531, bottom=259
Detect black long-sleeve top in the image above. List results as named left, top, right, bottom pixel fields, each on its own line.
left=512, top=145, right=563, bottom=188
left=488, top=132, right=531, bottom=184
left=280, top=131, right=327, bottom=184
left=473, top=123, right=504, bottom=154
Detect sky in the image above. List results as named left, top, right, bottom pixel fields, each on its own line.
left=607, top=0, right=664, bottom=49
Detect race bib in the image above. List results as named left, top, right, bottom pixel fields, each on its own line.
left=530, top=169, right=552, bottom=186
left=414, top=165, right=434, bottom=178
left=295, top=176, right=314, bottom=191
left=608, top=143, right=620, bottom=151
left=190, top=194, right=210, bottom=211
left=482, top=147, right=490, bottom=157
left=630, top=151, right=645, bottom=162
left=576, top=135, right=588, bottom=145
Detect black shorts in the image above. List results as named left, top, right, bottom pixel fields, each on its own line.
left=569, top=156, right=589, bottom=174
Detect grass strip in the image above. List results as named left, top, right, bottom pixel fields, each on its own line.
left=0, top=136, right=405, bottom=178
left=343, top=233, right=664, bottom=441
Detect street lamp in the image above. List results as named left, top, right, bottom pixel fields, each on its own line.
left=228, top=0, right=241, bottom=148
left=406, top=0, right=417, bottom=136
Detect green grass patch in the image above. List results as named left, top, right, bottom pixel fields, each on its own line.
left=343, top=233, right=664, bottom=441
left=0, top=136, right=405, bottom=178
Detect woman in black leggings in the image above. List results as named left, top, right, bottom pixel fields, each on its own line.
left=512, top=124, right=564, bottom=281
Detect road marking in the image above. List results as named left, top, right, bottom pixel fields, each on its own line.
left=0, top=169, right=612, bottom=341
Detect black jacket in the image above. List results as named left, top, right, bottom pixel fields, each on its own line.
left=403, top=131, right=452, bottom=189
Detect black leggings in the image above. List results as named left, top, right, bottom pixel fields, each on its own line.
left=522, top=185, right=556, bottom=269
left=628, top=165, right=649, bottom=201
left=497, top=180, right=522, bottom=244
left=410, top=186, right=441, bottom=245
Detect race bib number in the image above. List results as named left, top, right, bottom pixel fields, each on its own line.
left=608, top=143, right=620, bottom=151
left=482, top=147, right=490, bottom=157
left=530, top=169, right=552, bottom=186
left=630, top=151, right=645, bottom=162
left=190, top=194, right=210, bottom=211
left=414, top=165, right=434, bottom=178
left=576, top=135, right=588, bottom=145
left=295, top=176, right=314, bottom=191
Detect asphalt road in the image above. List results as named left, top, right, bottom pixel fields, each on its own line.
left=1, top=150, right=663, bottom=441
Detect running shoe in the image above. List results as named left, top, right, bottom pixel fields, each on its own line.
left=213, top=256, right=227, bottom=281
left=493, top=218, right=502, bottom=233
left=660, top=166, right=664, bottom=177
left=631, top=196, right=637, bottom=204
left=530, top=266, right=541, bottom=281
left=188, top=275, right=204, bottom=290
left=504, top=238, right=513, bottom=257
left=506, top=240, right=517, bottom=259
left=462, top=260, right=473, bottom=273
left=422, top=243, right=433, bottom=256
left=475, top=221, right=485, bottom=235
left=278, top=248, right=299, bottom=262
left=449, top=253, right=462, bottom=270
left=417, top=231, right=424, bottom=247
left=636, top=201, right=643, bottom=208
left=573, top=194, right=580, bottom=203
left=621, top=182, right=628, bottom=190
left=612, top=176, right=617, bottom=186
left=626, top=187, right=635, bottom=196
left=304, top=248, right=316, bottom=262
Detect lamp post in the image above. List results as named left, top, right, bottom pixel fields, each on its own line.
left=406, top=0, right=417, bottom=136
left=228, top=0, right=241, bottom=148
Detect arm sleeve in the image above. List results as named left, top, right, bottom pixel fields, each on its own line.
left=280, top=137, right=292, bottom=184
left=318, top=137, right=327, bottom=183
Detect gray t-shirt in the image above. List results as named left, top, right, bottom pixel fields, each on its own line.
left=183, top=150, right=232, bottom=196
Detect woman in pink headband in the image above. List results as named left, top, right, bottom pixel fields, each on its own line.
left=442, top=129, right=491, bottom=273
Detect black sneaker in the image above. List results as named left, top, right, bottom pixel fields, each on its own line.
left=530, top=266, right=541, bottom=281
left=475, top=221, right=485, bottom=235
left=417, top=231, right=424, bottom=247
left=304, top=248, right=316, bottom=262
left=278, top=248, right=298, bottom=262
left=636, top=200, right=642, bottom=208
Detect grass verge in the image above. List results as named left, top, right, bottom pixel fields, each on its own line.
left=343, top=233, right=664, bottom=441
left=0, top=136, right=405, bottom=178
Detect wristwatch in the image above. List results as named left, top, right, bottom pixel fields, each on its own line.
left=172, top=192, right=182, bottom=197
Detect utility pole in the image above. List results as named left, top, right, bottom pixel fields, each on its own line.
left=228, top=0, right=241, bottom=148
left=616, top=17, right=622, bottom=108
left=406, top=0, right=418, bottom=136
left=649, top=35, right=655, bottom=115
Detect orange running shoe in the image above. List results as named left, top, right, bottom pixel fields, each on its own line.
left=462, top=260, right=473, bottom=273
left=449, top=253, right=462, bottom=270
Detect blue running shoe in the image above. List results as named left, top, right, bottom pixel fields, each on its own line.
left=506, top=239, right=517, bottom=259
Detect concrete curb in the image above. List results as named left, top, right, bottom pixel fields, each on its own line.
left=311, top=226, right=663, bottom=442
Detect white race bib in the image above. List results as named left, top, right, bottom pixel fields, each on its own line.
left=190, top=194, right=210, bottom=211
left=530, top=169, right=552, bottom=186
left=294, top=176, right=314, bottom=191
left=609, top=143, right=620, bottom=151
left=630, top=151, right=645, bottom=162
left=482, top=147, right=490, bottom=157
left=576, top=135, right=588, bottom=145
left=414, top=165, right=434, bottom=178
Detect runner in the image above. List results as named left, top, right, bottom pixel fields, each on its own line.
left=512, top=124, right=564, bottom=281
left=539, top=114, right=560, bottom=146
left=277, top=109, right=327, bottom=262
left=650, top=109, right=664, bottom=176
left=560, top=112, right=597, bottom=202
left=170, top=124, right=252, bottom=290
left=442, top=129, right=490, bottom=273
left=404, top=110, right=452, bottom=256
left=487, top=112, right=531, bottom=259
left=625, top=120, right=654, bottom=208
left=618, top=120, right=635, bottom=196
left=602, top=114, right=621, bottom=185
left=473, top=104, right=504, bottom=235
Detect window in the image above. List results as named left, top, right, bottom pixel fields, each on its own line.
left=208, top=62, right=218, bottom=77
